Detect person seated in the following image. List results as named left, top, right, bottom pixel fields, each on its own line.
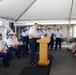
left=0, top=33, right=12, bottom=67
left=7, top=33, right=21, bottom=59
left=67, top=43, right=76, bottom=55
left=13, top=33, right=29, bottom=57
left=71, top=43, right=76, bottom=56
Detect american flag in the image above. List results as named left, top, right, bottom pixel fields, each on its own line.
left=5, top=26, right=13, bottom=39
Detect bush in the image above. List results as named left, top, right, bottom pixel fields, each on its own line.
left=71, top=38, right=76, bottom=43
left=62, top=38, right=66, bottom=42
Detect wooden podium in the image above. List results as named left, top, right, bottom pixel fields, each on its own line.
left=37, top=36, right=51, bottom=66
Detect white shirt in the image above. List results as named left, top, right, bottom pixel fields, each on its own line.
left=13, top=37, right=19, bottom=44
left=29, top=26, right=38, bottom=39
left=7, top=38, right=15, bottom=47
left=25, top=30, right=29, bottom=36
left=21, top=32, right=27, bottom=37
left=51, top=30, right=54, bottom=34
left=55, top=31, right=63, bottom=38
left=37, top=31, right=44, bottom=36
left=46, top=30, right=54, bottom=37
left=41, top=30, right=47, bottom=35
left=0, top=40, right=4, bottom=51
left=46, top=30, right=51, bottom=37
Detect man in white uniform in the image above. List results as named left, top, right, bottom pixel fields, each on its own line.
left=46, top=26, right=52, bottom=46
left=13, top=33, right=29, bottom=57
left=29, top=23, right=40, bottom=64
left=46, top=26, right=54, bottom=49
left=0, top=33, right=12, bottom=67
left=41, top=27, right=47, bottom=36
left=24, top=27, right=29, bottom=48
left=21, top=30, right=26, bottom=44
left=54, top=27, right=63, bottom=50
left=37, top=27, right=44, bottom=36
left=50, top=27, right=54, bottom=49
left=7, top=33, right=21, bottom=59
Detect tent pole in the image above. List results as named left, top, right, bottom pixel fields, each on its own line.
left=67, top=13, right=71, bottom=48
left=15, top=0, right=37, bottom=21
left=68, top=0, right=74, bottom=48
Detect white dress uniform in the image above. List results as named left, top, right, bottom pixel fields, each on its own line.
left=46, top=30, right=54, bottom=49
left=54, top=30, right=63, bottom=50
left=7, top=38, right=15, bottom=48
left=37, top=30, right=44, bottom=36
left=13, top=37, right=19, bottom=44
left=21, top=32, right=26, bottom=37
left=29, top=26, right=38, bottom=64
left=54, top=31, right=63, bottom=38
left=7, top=37, right=21, bottom=57
left=41, top=30, right=47, bottom=36
left=29, top=26, right=38, bottom=39
left=25, top=30, right=29, bottom=36
left=0, top=40, right=12, bottom=66
left=13, top=37, right=29, bottom=56
left=21, top=31, right=27, bottom=44
left=46, top=30, right=53, bottom=37
left=0, top=40, right=4, bottom=50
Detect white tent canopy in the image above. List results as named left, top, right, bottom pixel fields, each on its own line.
left=0, top=0, right=76, bottom=22
left=0, top=0, right=36, bottom=20
left=20, top=0, right=72, bottom=21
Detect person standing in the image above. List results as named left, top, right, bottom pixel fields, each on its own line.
left=54, top=27, right=63, bottom=50
left=41, top=27, right=47, bottom=36
left=36, top=27, right=44, bottom=52
left=25, top=27, right=30, bottom=48
left=29, top=23, right=40, bottom=65
left=46, top=26, right=52, bottom=46
left=21, top=30, right=26, bottom=44
left=37, top=27, right=44, bottom=36
left=50, top=27, right=54, bottom=49
left=46, top=26, right=54, bottom=49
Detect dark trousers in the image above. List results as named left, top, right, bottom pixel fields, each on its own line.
left=8, top=47, right=21, bottom=57
left=29, top=38, right=37, bottom=62
left=55, top=38, right=62, bottom=50
left=22, top=37, right=26, bottom=44
left=48, top=36, right=54, bottom=49
left=0, top=50, right=12, bottom=66
left=18, top=44, right=28, bottom=56
left=25, top=36, right=29, bottom=47
left=51, top=35, right=54, bottom=49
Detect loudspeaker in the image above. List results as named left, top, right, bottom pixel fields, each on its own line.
left=9, top=22, right=15, bottom=32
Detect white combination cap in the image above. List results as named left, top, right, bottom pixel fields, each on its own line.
left=57, top=27, right=60, bottom=30
left=8, top=32, right=13, bottom=35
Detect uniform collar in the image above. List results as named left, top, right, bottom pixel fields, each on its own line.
left=32, top=26, right=36, bottom=30
left=9, top=37, right=13, bottom=39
